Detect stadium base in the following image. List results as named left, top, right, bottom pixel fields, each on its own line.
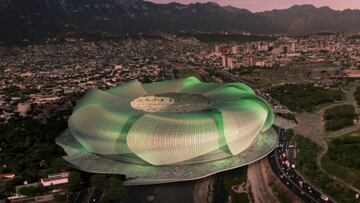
left=56, top=127, right=278, bottom=185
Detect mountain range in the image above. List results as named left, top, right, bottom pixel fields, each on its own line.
left=1, top=0, right=360, bottom=43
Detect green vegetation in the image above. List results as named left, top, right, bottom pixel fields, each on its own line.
left=17, top=184, right=43, bottom=197
left=270, top=84, right=343, bottom=112
left=53, top=193, right=66, bottom=202
left=90, top=174, right=128, bottom=203
left=322, top=134, right=360, bottom=188
left=348, top=35, right=360, bottom=40
left=100, top=176, right=128, bottom=203
left=277, top=113, right=297, bottom=123
left=283, top=129, right=295, bottom=141
left=3, top=86, right=41, bottom=99
left=0, top=111, right=70, bottom=198
left=213, top=166, right=249, bottom=203
left=295, top=135, right=320, bottom=180
left=0, top=179, right=16, bottom=198
left=295, top=135, right=358, bottom=202
left=324, top=105, right=356, bottom=131
left=239, top=66, right=311, bottom=87
left=91, top=174, right=107, bottom=189
left=0, top=113, right=68, bottom=179
left=213, top=175, right=227, bottom=203
left=236, top=64, right=340, bottom=87
left=268, top=180, right=292, bottom=203
left=67, top=171, right=82, bottom=192
left=354, top=86, right=360, bottom=106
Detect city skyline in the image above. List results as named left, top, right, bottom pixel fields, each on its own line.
left=148, top=0, right=360, bottom=12
left=1, top=0, right=360, bottom=202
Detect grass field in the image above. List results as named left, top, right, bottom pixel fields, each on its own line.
left=269, top=84, right=343, bottom=112
left=323, top=105, right=356, bottom=131
left=354, top=86, right=360, bottom=106
left=322, top=132, right=360, bottom=189
left=295, top=135, right=358, bottom=203
left=238, top=63, right=338, bottom=88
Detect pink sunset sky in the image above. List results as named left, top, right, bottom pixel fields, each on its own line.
left=148, top=0, right=360, bottom=12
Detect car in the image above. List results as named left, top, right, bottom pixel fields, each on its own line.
left=147, top=195, right=156, bottom=202
left=321, top=194, right=329, bottom=201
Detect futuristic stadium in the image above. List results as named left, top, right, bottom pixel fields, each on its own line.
left=56, top=76, right=279, bottom=185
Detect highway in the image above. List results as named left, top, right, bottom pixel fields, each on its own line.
left=268, top=128, right=332, bottom=203
left=200, top=66, right=333, bottom=202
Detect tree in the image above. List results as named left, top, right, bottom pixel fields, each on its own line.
left=54, top=193, right=66, bottom=202
left=67, top=171, right=81, bottom=192
left=0, top=179, right=16, bottom=198
left=50, top=157, right=68, bottom=171
left=18, top=186, right=42, bottom=197
left=213, top=176, right=227, bottom=203
left=0, top=113, right=69, bottom=181
left=91, top=174, right=106, bottom=189
left=101, top=177, right=127, bottom=203
left=23, top=169, right=38, bottom=183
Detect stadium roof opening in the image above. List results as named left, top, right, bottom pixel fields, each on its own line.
left=130, top=93, right=213, bottom=112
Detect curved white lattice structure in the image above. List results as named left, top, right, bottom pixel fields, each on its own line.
left=57, top=76, right=277, bottom=184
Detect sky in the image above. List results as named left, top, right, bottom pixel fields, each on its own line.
left=148, top=0, right=360, bottom=12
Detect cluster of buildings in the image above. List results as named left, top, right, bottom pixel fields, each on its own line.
left=2, top=32, right=360, bottom=201
left=1, top=172, right=69, bottom=202
left=2, top=33, right=360, bottom=123
left=0, top=38, right=176, bottom=123
left=188, top=34, right=360, bottom=73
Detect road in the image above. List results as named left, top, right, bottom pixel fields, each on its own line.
left=212, top=67, right=360, bottom=202
left=268, top=128, right=332, bottom=203
left=343, top=86, right=359, bottom=114
left=212, top=67, right=345, bottom=202
left=248, top=160, right=278, bottom=203
left=211, top=66, right=332, bottom=202
left=215, top=66, right=330, bottom=202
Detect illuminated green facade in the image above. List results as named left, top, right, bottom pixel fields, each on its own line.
left=57, top=77, right=277, bottom=184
